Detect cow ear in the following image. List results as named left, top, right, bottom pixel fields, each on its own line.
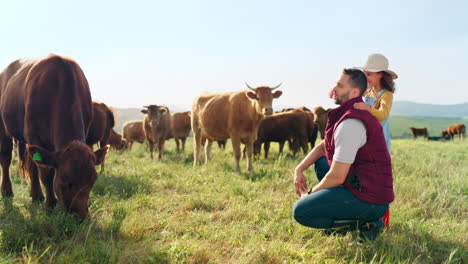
left=272, top=90, right=282, bottom=98
left=94, top=145, right=110, bottom=166
left=159, top=107, right=168, bottom=114
left=27, top=145, right=58, bottom=168
left=246, top=91, right=258, bottom=100
left=141, top=109, right=148, bottom=114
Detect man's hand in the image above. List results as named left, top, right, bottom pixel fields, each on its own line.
left=294, top=169, right=308, bottom=197
left=353, top=102, right=371, bottom=111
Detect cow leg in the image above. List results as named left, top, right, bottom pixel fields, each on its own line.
left=0, top=136, right=13, bottom=197
left=98, top=141, right=105, bottom=173
left=99, top=139, right=108, bottom=172
left=253, top=141, right=260, bottom=160
left=231, top=136, right=242, bottom=172
left=204, top=139, right=213, bottom=165
left=38, top=167, right=57, bottom=212
left=264, top=142, right=270, bottom=159
left=148, top=140, right=154, bottom=160
left=193, top=132, right=202, bottom=167
left=28, top=158, right=45, bottom=202
left=181, top=137, right=186, bottom=152
left=175, top=137, right=180, bottom=152
left=245, top=141, right=254, bottom=172
left=278, top=141, right=285, bottom=157
left=158, top=139, right=164, bottom=160
left=300, top=137, right=308, bottom=155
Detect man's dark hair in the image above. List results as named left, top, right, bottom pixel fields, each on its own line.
left=343, top=68, right=367, bottom=96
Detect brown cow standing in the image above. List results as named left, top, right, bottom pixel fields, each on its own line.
left=0, top=55, right=108, bottom=218
left=170, top=111, right=191, bottom=152
left=313, top=106, right=331, bottom=139
left=254, top=111, right=309, bottom=159
left=284, top=107, right=318, bottom=151
left=192, top=84, right=282, bottom=172
left=141, top=105, right=171, bottom=160
left=122, top=120, right=146, bottom=150
left=441, top=124, right=465, bottom=140
left=86, top=101, right=115, bottom=172
left=410, top=127, right=428, bottom=139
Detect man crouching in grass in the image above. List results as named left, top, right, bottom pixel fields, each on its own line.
left=292, top=69, right=394, bottom=241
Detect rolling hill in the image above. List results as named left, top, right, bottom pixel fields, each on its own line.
left=391, top=101, right=468, bottom=119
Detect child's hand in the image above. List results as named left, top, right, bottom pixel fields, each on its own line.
left=354, top=102, right=371, bottom=111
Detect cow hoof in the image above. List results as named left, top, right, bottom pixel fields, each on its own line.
left=44, top=200, right=57, bottom=213
left=31, top=194, right=45, bottom=203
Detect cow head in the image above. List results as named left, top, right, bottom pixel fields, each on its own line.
left=119, top=138, right=129, bottom=150
left=441, top=130, right=448, bottom=137
left=313, top=106, right=331, bottom=139
left=245, top=83, right=282, bottom=116
left=28, top=142, right=108, bottom=219
left=141, top=105, right=169, bottom=127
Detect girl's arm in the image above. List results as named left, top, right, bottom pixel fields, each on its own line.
left=370, top=91, right=393, bottom=122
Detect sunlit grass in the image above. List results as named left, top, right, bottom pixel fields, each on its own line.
left=0, top=138, right=466, bottom=263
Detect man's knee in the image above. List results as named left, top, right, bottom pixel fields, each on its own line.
left=292, top=200, right=306, bottom=225
left=292, top=199, right=326, bottom=228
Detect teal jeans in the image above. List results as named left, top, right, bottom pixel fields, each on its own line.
left=292, top=156, right=388, bottom=229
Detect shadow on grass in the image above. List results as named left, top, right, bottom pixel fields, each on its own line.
left=337, top=223, right=467, bottom=263
left=92, top=172, right=152, bottom=199
left=0, top=198, right=171, bottom=263
left=162, top=150, right=194, bottom=165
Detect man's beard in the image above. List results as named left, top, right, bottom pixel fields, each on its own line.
left=334, top=92, right=350, bottom=105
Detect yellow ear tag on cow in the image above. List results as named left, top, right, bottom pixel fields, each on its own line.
left=33, top=152, right=43, bottom=162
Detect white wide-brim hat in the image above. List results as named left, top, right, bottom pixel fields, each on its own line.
left=354, top=53, right=398, bottom=79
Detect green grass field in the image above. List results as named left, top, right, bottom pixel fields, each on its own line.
left=389, top=116, right=466, bottom=139
left=0, top=138, right=466, bottom=263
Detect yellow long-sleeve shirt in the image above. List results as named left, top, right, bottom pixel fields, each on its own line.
left=364, top=88, right=394, bottom=122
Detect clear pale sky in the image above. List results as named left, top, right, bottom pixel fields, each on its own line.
left=1, top=0, right=467, bottom=110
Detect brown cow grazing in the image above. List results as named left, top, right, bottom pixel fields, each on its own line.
left=86, top=101, right=115, bottom=172
left=192, top=83, right=282, bottom=172
left=254, top=111, right=309, bottom=159
left=410, top=127, right=428, bottom=139
left=0, top=55, right=108, bottom=218
left=171, top=111, right=191, bottom=152
left=108, top=129, right=127, bottom=150
left=441, top=124, right=465, bottom=140
left=122, top=120, right=146, bottom=150
left=141, top=105, right=171, bottom=160
left=313, top=106, right=331, bottom=139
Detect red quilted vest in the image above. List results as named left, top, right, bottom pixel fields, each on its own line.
left=324, top=97, right=394, bottom=205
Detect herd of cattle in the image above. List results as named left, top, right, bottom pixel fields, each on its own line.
left=120, top=102, right=329, bottom=169
left=409, top=124, right=466, bottom=140
left=0, top=55, right=465, bottom=219
left=0, top=55, right=332, bottom=218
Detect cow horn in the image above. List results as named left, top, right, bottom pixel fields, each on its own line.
left=271, top=83, right=282, bottom=90
left=245, top=82, right=255, bottom=91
